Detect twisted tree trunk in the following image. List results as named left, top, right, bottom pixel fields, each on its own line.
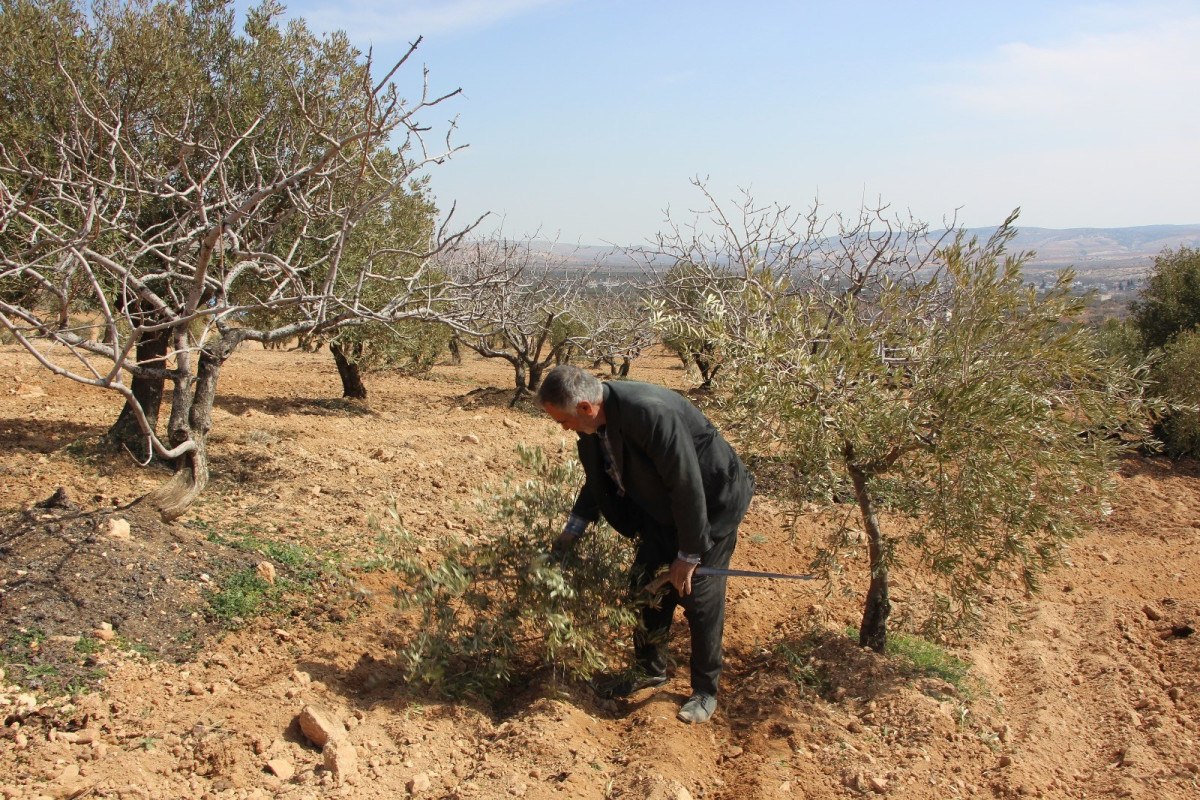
left=105, top=327, right=170, bottom=460
left=148, top=331, right=244, bottom=521
left=330, top=341, right=368, bottom=400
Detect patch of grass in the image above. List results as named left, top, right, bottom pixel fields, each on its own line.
left=846, top=627, right=971, bottom=690
left=206, top=568, right=281, bottom=628
left=114, top=638, right=158, bottom=659
left=24, top=663, right=59, bottom=679
left=1, top=629, right=114, bottom=697
left=186, top=517, right=350, bottom=628
left=64, top=670, right=108, bottom=696
left=74, top=636, right=103, bottom=655
left=6, top=627, right=47, bottom=651
left=191, top=520, right=331, bottom=587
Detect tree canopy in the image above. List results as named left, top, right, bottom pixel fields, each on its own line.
left=0, top=0, right=482, bottom=516
left=650, top=185, right=1152, bottom=651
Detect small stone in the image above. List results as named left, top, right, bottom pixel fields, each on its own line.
left=673, top=787, right=693, bottom=800
left=406, top=772, right=432, bottom=794
left=256, top=561, right=277, bottom=585
left=462, top=433, right=480, bottom=445
left=323, top=739, right=358, bottom=782
left=267, top=758, right=295, bottom=781
left=502, top=418, right=519, bottom=429
left=105, top=518, right=131, bottom=541
left=868, top=776, right=888, bottom=793
left=56, top=767, right=82, bottom=786
left=1142, top=604, right=1163, bottom=621
left=297, top=705, right=343, bottom=748
left=61, top=729, right=98, bottom=744
left=723, top=745, right=744, bottom=759
left=998, top=755, right=1013, bottom=768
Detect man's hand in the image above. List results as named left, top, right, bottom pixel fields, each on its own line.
left=550, top=531, right=579, bottom=561
left=668, top=557, right=698, bottom=596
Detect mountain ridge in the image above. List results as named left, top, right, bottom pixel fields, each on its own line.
left=526, top=223, right=1200, bottom=281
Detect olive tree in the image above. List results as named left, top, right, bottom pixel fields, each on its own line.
left=645, top=261, right=726, bottom=387
left=1127, top=247, right=1200, bottom=456
left=1131, top=246, right=1200, bottom=350
left=651, top=185, right=1151, bottom=652
left=0, top=0, right=485, bottom=518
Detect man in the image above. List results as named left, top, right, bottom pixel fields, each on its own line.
left=538, top=364, right=754, bottom=725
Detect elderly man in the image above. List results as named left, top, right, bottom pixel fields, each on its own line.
left=538, top=364, right=754, bottom=724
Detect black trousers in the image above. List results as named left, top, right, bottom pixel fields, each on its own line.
left=629, top=530, right=738, bottom=697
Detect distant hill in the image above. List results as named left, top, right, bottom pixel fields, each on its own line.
left=976, top=224, right=1200, bottom=279
left=529, top=223, right=1200, bottom=282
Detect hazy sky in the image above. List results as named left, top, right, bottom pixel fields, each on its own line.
left=271, top=0, right=1200, bottom=245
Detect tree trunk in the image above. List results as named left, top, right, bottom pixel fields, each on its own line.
left=511, top=360, right=530, bottom=406
left=527, top=362, right=545, bottom=393
left=148, top=332, right=241, bottom=521
left=105, top=327, right=169, bottom=460
left=847, top=460, right=890, bottom=653
left=330, top=342, right=368, bottom=400
left=695, top=345, right=719, bottom=389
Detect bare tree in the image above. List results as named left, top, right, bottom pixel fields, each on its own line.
left=579, top=290, right=655, bottom=378
left=451, top=239, right=592, bottom=405
left=0, top=1, right=486, bottom=518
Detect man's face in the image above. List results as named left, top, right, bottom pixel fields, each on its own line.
left=543, top=400, right=603, bottom=434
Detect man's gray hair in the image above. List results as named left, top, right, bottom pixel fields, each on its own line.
left=538, top=365, right=603, bottom=409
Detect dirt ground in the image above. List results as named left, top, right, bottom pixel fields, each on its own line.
left=1, top=343, right=1197, bottom=800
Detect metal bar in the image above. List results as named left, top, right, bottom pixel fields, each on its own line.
left=695, top=565, right=818, bottom=581
left=643, top=564, right=817, bottom=598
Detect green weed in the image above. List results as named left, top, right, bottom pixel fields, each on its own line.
left=206, top=568, right=280, bottom=627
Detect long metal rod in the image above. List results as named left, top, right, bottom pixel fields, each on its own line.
left=644, top=564, right=817, bottom=597
left=695, top=565, right=818, bottom=581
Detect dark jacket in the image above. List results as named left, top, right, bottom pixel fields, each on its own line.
left=570, top=380, right=754, bottom=555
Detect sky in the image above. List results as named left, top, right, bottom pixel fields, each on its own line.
left=265, top=0, right=1200, bottom=246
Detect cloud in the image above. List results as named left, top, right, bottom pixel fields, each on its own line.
left=293, top=0, right=563, bottom=43
left=934, top=9, right=1200, bottom=133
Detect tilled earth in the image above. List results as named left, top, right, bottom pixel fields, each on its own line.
left=1, top=344, right=1198, bottom=800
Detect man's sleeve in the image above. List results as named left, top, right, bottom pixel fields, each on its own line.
left=569, top=485, right=599, bottom=525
